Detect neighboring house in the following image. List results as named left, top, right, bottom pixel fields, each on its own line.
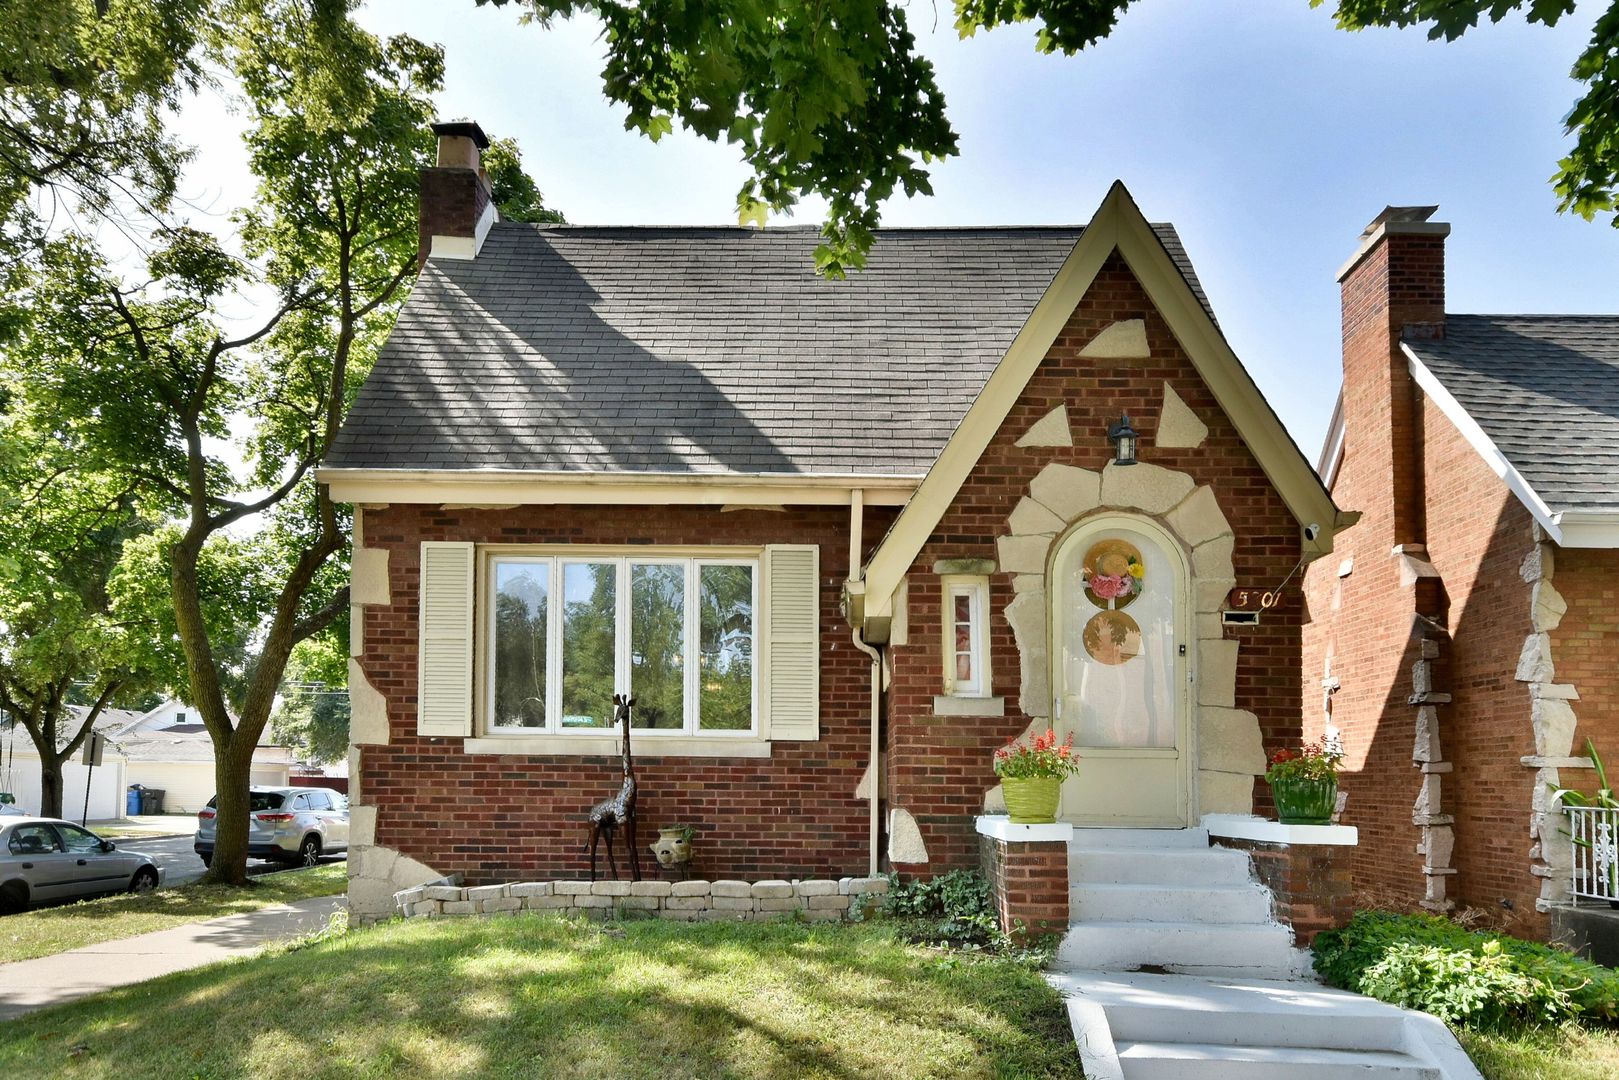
left=320, top=121, right=1351, bottom=919
left=104, top=700, right=295, bottom=814
left=1303, top=207, right=1619, bottom=935
left=0, top=708, right=138, bottom=820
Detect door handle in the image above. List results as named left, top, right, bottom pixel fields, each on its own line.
left=20, top=862, right=33, bottom=869
left=77, top=859, right=88, bottom=866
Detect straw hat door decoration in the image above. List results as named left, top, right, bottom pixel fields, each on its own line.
left=1079, top=539, right=1146, bottom=666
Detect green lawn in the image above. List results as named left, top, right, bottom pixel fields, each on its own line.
left=0, top=915, right=1082, bottom=1080
left=1460, top=1023, right=1619, bottom=1080
left=0, top=863, right=346, bottom=964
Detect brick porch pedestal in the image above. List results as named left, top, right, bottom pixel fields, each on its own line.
left=976, top=816, right=1072, bottom=942
left=1203, top=814, right=1360, bottom=946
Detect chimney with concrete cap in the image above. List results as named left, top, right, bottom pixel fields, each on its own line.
left=1335, top=205, right=1450, bottom=550
left=418, top=119, right=497, bottom=268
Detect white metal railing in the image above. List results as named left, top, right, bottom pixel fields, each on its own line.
left=1567, top=805, right=1619, bottom=903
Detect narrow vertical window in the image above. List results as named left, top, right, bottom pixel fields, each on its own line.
left=630, top=562, right=686, bottom=729
left=561, top=561, right=617, bottom=728
left=698, top=563, right=755, bottom=731
left=491, top=559, right=550, bottom=728
left=944, top=578, right=989, bottom=697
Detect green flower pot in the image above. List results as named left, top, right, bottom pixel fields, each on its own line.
left=1002, top=776, right=1062, bottom=824
left=1270, top=776, right=1338, bottom=825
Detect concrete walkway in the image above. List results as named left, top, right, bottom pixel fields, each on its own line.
left=0, top=895, right=345, bottom=1021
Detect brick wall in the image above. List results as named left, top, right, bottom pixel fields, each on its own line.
left=356, top=502, right=895, bottom=886
left=1213, top=837, right=1353, bottom=946
left=1554, top=547, right=1619, bottom=761
left=888, top=254, right=1307, bottom=871
left=417, top=165, right=491, bottom=266
left=979, top=834, right=1070, bottom=942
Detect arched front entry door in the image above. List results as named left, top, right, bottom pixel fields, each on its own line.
left=1051, top=516, right=1191, bottom=827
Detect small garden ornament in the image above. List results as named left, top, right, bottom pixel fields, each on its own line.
left=1265, top=741, right=1344, bottom=825
left=993, top=728, right=1080, bottom=824
left=587, top=695, right=641, bottom=882
left=650, top=824, right=695, bottom=878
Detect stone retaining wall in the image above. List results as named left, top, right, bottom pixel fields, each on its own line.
left=393, top=876, right=890, bottom=922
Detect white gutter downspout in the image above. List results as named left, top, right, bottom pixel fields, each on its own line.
left=847, top=488, right=883, bottom=877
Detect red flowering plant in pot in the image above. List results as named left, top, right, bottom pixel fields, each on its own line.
left=994, top=729, right=1081, bottom=824
left=1264, top=741, right=1344, bottom=825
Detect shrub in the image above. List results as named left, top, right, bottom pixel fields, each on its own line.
left=883, top=869, right=999, bottom=949
left=1314, top=911, right=1619, bottom=1030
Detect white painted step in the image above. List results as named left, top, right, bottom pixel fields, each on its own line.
left=1052, top=971, right=1412, bottom=1052
left=1072, top=881, right=1272, bottom=924
left=1070, top=827, right=1212, bottom=851
left=1071, top=847, right=1254, bottom=886
left=1116, top=1041, right=1440, bottom=1080
left=1058, top=920, right=1297, bottom=977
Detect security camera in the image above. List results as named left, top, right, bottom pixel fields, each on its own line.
left=1303, top=522, right=1322, bottom=543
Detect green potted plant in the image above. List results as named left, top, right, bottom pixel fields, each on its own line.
left=994, top=728, right=1081, bottom=824
left=1265, top=741, right=1343, bottom=825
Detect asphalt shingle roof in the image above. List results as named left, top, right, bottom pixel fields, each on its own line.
left=1405, top=315, right=1619, bottom=514
left=326, top=222, right=1210, bottom=475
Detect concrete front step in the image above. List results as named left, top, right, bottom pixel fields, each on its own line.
left=1058, top=920, right=1298, bottom=978
left=1070, top=846, right=1254, bottom=886
left=1115, top=1041, right=1441, bottom=1079
left=1051, top=971, right=1412, bottom=1052
left=1072, top=881, right=1272, bottom=925
left=1070, top=827, right=1212, bottom=851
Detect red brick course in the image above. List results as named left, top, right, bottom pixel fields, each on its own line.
left=979, top=834, right=1070, bottom=942
left=1212, top=837, right=1354, bottom=946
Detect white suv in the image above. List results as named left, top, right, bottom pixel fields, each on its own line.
left=194, top=786, right=348, bottom=869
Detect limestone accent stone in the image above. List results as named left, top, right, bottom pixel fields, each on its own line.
left=932, top=558, right=997, bottom=576
left=1422, top=826, right=1455, bottom=870
left=1197, top=707, right=1265, bottom=775
left=1191, top=536, right=1235, bottom=581
left=1520, top=543, right=1555, bottom=584
left=1011, top=574, right=1044, bottom=594
left=1515, top=633, right=1555, bottom=683
left=983, top=783, right=1007, bottom=814
left=854, top=760, right=885, bottom=800
left=1100, top=462, right=1196, bottom=515
left=1165, top=486, right=1233, bottom=548
left=1197, top=639, right=1240, bottom=708
left=1411, top=660, right=1434, bottom=697
left=351, top=546, right=390, bottom=607
left=1195, top=613, right=1222, bottom=639
left=348, top=843, right=446, bottom=922
left=1413, top=774, right=1443, bottom=824
left=1015, top=404, right=1072, bottom=448
left=349, top=805, right=377, bottom=847
left=1079, top=318, right=1149, bottom=358
left=1533, top=697, right=1579, bottom=758
left=1195, top=577, right=1239, bottom=614
left=1413, top=707, right=1442, bottom=763
left=888, top=807, right=929, bottom=863
left=1396, top=552, right=1440, bottom=588
left=1008, top=496, right=1066, bottom=537
left=1197, top=770, right=1255, bottom=815
left=1156, top=382, right=1208, bottom=448
left=1531, top=580, right=1568, bottom=633
left=348, top=660, right=390, bottom=746
left=1004, top=590, right=1049, bottom=717
left=1028, top=463, right=1101, bottom=522
left=995, top=534, right=1050, bottom=575
left=1531, top=683, right=1581, bottom=701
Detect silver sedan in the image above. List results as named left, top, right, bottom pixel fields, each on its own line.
left=0, top=817, right=164, bottom=912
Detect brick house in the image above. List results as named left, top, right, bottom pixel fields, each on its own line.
left=322, top=122, right=1351, bottom=920
left=1303, top=206, right=1619, bottom=935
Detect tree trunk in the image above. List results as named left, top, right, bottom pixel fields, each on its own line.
left=39, top=755, right=65, bottom=819
left=205, top=737, right=257, bottom=885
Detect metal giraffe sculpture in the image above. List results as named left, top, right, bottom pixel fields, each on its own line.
left=587, top=694, right=641, bottom=882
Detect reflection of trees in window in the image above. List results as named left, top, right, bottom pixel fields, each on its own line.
left=700, top=565, right=753, bottom=730
left=631, top=564, right=685, bottom=729
left=493, top=565, right=547, bottom=727
left=562, top=562, right=616, bottom=727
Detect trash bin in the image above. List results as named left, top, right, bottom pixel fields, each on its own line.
left=139, top=788, right=165, bottom=815
left=126, top=785, right=144, bottom=816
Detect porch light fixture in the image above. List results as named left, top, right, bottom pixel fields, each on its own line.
left=1108, top=414, right=1140, bottom=466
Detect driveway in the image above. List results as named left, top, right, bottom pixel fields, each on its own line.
left=114, top=835, right=345, bottom=887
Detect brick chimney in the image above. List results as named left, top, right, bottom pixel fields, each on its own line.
left=1335, top=206, right=1449, bottom=549
left=419, top=120, right=496, bottom=268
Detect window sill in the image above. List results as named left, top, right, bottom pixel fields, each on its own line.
left=464, top=735, right=773, bottom=758
left=932, top=695, right=1005, bottom=717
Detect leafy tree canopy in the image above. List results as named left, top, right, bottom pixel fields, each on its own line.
left=485, top=136, right=566, bottom=223
left=485, top=0, right=1617, bottom=274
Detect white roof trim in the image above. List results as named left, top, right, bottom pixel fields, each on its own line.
left=1402, top=343, right=1566, bottom=543
left=1318, top=391, right=1346, bottom=489
left=316, top=467, right=921, bottom=506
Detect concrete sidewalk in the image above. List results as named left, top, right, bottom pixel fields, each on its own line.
left=0, top=895, right=345, bottom=1021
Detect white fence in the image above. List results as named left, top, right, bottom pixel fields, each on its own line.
left=1567, top=805, right=1619, bottom=904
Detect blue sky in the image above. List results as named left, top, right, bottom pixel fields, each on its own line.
left=176, top=0, right=1619, bottom=461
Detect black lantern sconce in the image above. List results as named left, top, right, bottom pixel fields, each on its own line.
left=1107, top=414, right=1140, bottom=466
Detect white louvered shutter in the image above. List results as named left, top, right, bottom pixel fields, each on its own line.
left=417, top=541, right=475, bottom=737
left=762, top=544, right=820, bottom=741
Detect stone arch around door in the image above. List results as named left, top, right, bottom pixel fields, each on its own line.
left=992, top=461, right=1266, bottom=819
